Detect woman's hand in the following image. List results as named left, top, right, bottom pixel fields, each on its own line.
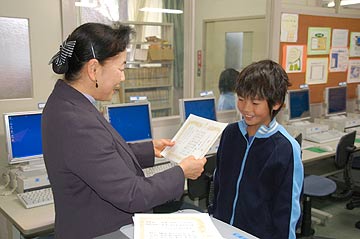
left=179, top=156, right=207, bottom=180
left=152, top=139, right=175, bottom=158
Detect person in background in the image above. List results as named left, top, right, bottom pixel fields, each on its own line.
left=212, top=60, right=303, bottom=238
left=43, top=22, right=206, bottom=239
left=217, top=68, right=239, bottom=111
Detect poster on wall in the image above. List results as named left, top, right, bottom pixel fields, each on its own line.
left=280, top=13, right=298, bottom=42
left=347, top=60, right=360, bottom=83
left=332, top=29, right=348, bottom=48
left=329, top=48, right=349, bottom=72
left=349, top=32, right=360, bottom=57
left=282, top=45, right=306, bottom=73
left=307, top=27, right=331, bottom=55
left=306, top=58, right=328, bottom=85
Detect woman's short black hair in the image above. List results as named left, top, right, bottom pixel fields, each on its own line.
left=52, top=22, right=134, bottom=82
left=218, top=68, right=239, bottom=93
left=235, top=59, right=291, bottom=119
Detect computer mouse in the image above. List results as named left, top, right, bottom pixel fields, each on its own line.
left=319, top=145, right=333, bottom=152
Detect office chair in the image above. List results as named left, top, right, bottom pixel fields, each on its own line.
left=186, top=154, right=217, bottom=210
left=298, top=131, right=356, bottom=238
left=345, top=150, right=360, bottom=230
left=295, top=133, right=302, bottom=148
left=153, top=155, right=217, bottom=213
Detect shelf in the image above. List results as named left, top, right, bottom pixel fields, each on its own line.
left=130, top=41, right=172, bottom=46
left=152, top=105, right=172, bottom=110
left=119, top=21, right=174, bottom=117
left=126, top=61, right=172, bottom=66
left=124, top=84, right=172, bottom=90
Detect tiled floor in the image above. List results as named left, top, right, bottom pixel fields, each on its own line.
left=310, top=197, right=360, bottom=239
left=302, top=166, right=360, bottom=239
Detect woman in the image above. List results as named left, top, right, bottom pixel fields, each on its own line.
left=217, top=68, right=239, bottom=111
left=43, top=22, right=206, bottom=239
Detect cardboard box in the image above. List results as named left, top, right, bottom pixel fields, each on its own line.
left=148, top=47, right=174, bottom=61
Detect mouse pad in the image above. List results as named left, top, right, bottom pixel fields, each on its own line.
left=305, top=147, right=327, bottom=153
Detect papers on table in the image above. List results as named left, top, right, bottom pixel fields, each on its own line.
left=160, top=114, right=228, bottom=163
left=133, top=213, right=223, bottom=239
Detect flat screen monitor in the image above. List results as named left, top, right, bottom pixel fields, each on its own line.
left=105, top=102, right=153, bottom=142
left=287, top=89, right=311, bottom=122
left=4, top=111, right=43, bottom=164
left=179, top=97, right=217, bottom=122
left=325, top=86, right=347, bottom=117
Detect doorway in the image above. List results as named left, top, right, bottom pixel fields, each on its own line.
left=203, top=17, right=267, bottom=101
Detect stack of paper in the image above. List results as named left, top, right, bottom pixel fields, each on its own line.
left=161, top=114, right=228, bottom=163
left=133, top=213, right=223, bottom=239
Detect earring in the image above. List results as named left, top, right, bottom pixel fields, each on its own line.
left=95, top=79, right=98, bottom=88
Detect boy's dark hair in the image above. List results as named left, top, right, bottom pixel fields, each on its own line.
left=218, top=68, right=239, bottom=93
left=52, top=22, right=134, bottom=81
left=235, top=59, right=291, bottom=119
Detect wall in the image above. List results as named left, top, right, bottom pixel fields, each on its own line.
left=269, top=0, right=360, bottom=119
left=0, top=1, right=61, bottom=237
left=0, top=0, right=62, bottom=168
left=193, top=0, right=268, bottom=95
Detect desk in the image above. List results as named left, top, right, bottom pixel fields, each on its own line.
left=0, top=194, right=54, bottom=238
left=96, top=210, right=258, bottom=239
left=301, top=138, right=360, bottom=164
left=302, top=140, right=338, bottom=164
left=0, top=197, right=257, bottom=239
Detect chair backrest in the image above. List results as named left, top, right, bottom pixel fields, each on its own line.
left=295, top=133, right=302, bottom=147
left=187, top=154, right=216, bottom=200
left=335, top=131, right=356, bottom=169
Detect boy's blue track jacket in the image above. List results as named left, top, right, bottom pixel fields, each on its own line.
left=213, top=119, right=303, bottom=239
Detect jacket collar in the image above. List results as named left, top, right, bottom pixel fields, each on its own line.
left=53, top=79, right=97, bottom=113
left=238, top=118, right=279, bottom=138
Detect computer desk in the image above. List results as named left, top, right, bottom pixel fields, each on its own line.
left=302, top=138, right=360, bottom=164
left=0, top=194, right=54, bottom=239
left=302, top=140, right=339, bottom=164
left=0, top=195, right=258, bottom=239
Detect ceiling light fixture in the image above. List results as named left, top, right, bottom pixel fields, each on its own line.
left=327, top=0, right=360, bottom=7
left=139, top=7, right=183, bottom=14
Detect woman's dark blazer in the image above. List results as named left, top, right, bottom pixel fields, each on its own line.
left=42, top=80, right=185, bottom=239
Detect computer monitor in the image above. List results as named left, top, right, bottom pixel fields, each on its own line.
left=4, top=111, right=43, bottom=165
left=287, top=89, right=311, bottom=122
left=325, top=86, right=347, bottom=117
left=104, top=102, right=153, bottom=142
left=179, top=97, right=217, bottom=122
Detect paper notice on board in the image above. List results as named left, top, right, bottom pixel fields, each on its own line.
left=160, top=114, right=227, bottom=163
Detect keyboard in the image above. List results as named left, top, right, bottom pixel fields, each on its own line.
left=305, top=130, right=346, bottom=144
left=17, top=187, right=54, bottom=209
left=143, top=161, right=177, bottom=177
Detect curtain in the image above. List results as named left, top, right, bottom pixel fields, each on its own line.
left=162, top=0, right=184, bottom=88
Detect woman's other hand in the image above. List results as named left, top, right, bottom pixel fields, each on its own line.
left=179, top=156, right=207, bottom=180
left=152, top=139, right=175, bottom=158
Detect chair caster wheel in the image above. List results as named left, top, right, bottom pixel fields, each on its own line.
left=346, top=203, right=354, bottom=210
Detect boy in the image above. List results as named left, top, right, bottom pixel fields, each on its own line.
left=212, top=60, right=303, bottom=239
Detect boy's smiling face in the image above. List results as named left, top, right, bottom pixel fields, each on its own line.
left=237, top=96, right=281, bottom=136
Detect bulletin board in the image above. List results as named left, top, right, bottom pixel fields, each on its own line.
left=279, top=14, right=360, bottom=103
